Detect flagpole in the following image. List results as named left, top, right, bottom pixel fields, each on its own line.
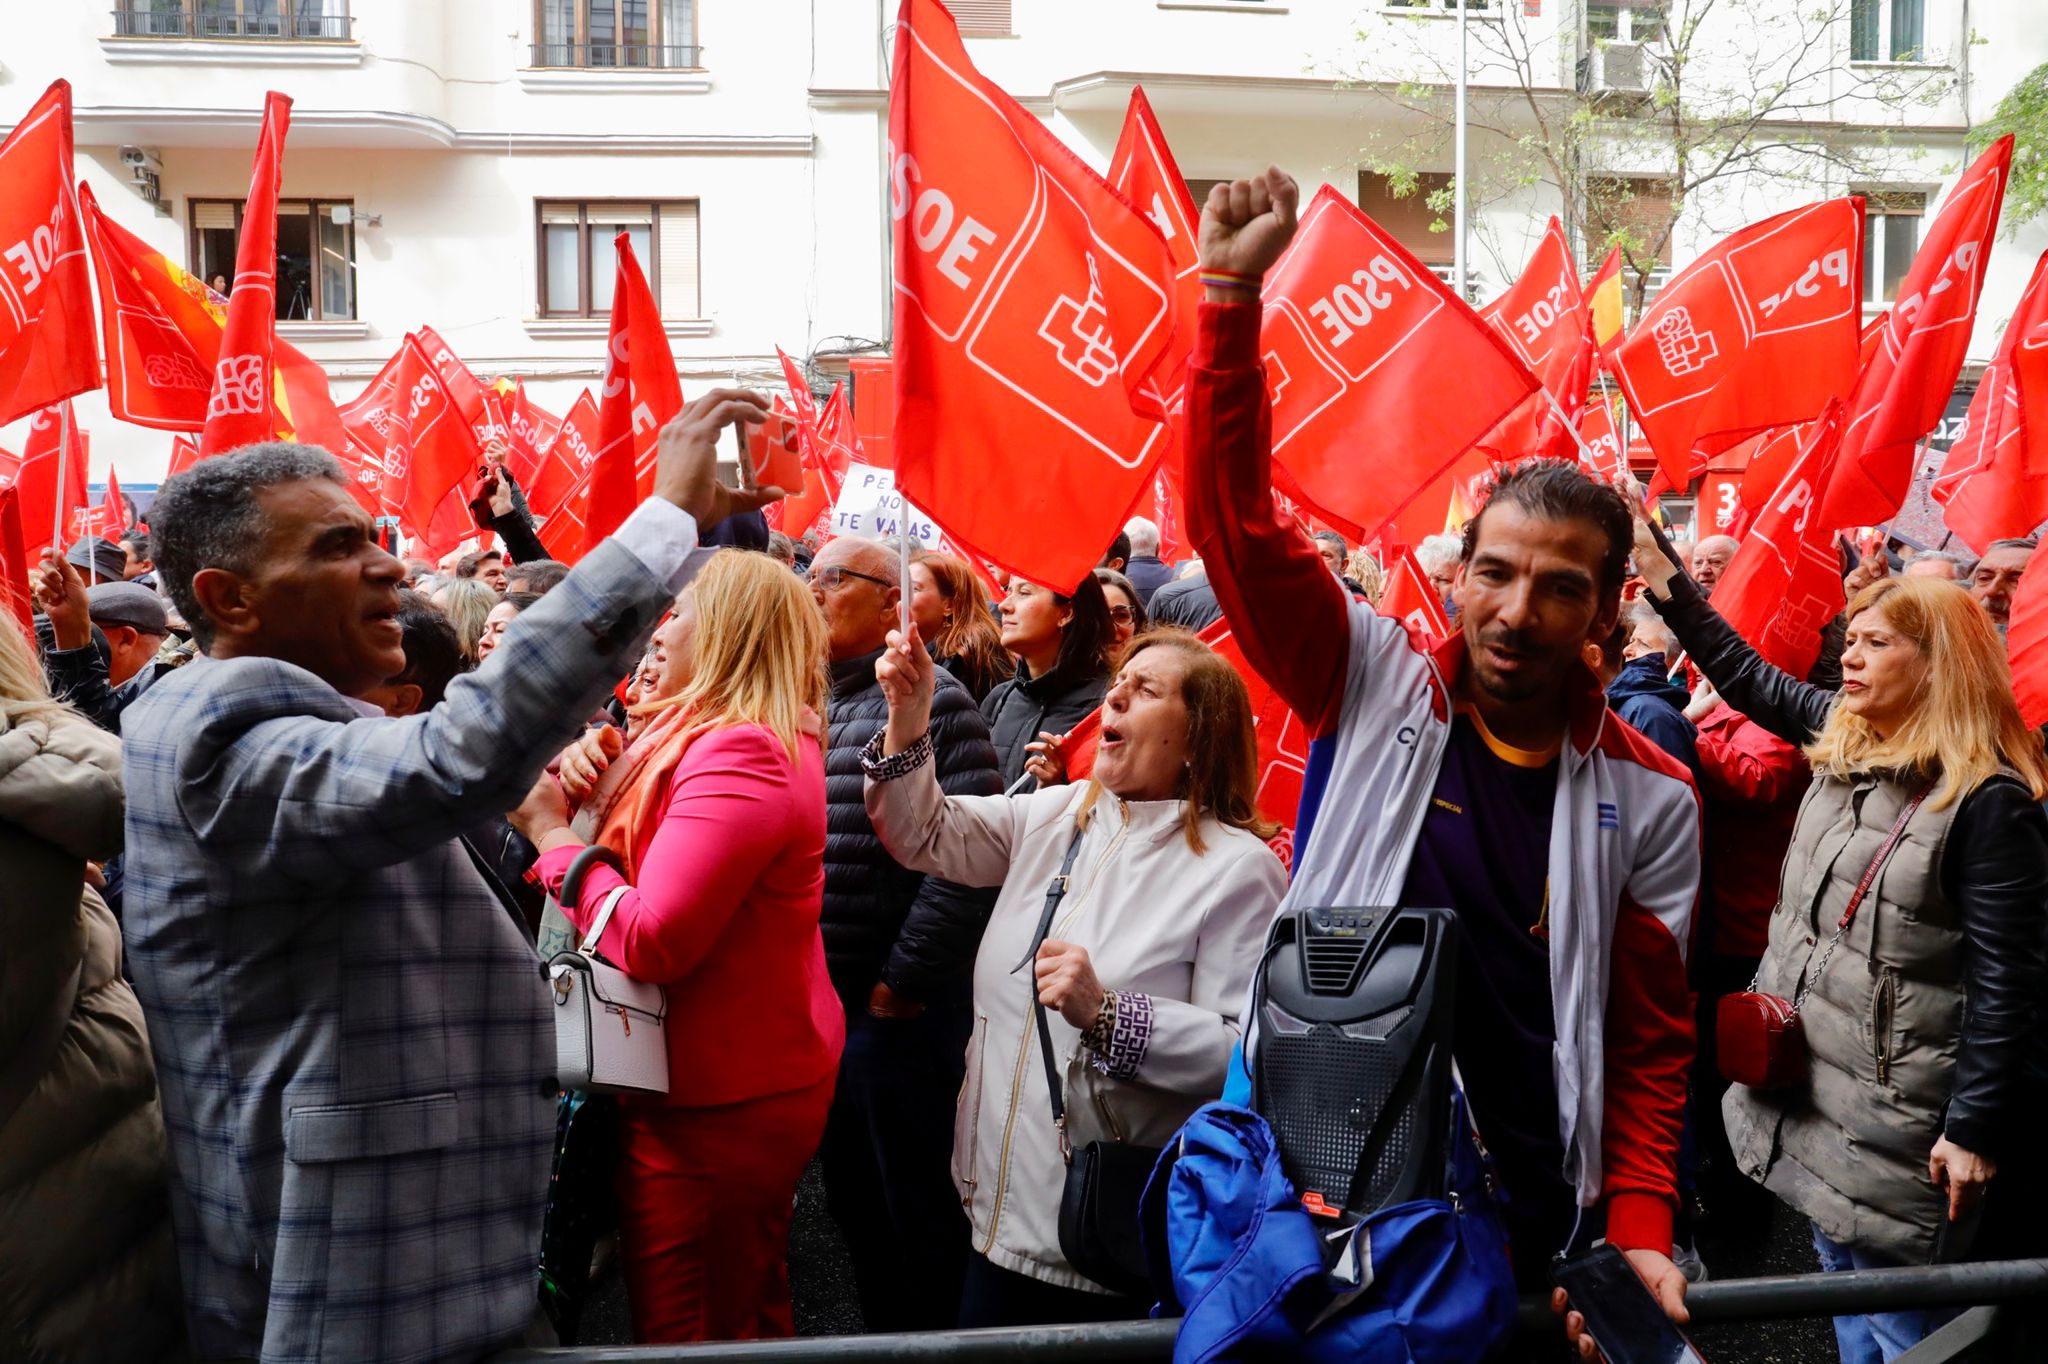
left=1542, top=388, right=1605, bottom=470
left=53, top=404, right=73, bottom=570
left=1453, top=0, right=1470, bottom=302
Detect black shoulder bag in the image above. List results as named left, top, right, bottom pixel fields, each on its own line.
left=1026, top=826, right=1160, bottom=1299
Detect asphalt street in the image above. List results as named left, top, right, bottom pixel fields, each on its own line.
left=579, top=1159, right=1846, bottom=1360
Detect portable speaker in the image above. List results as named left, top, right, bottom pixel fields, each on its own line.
left=1252, top=906, right=1459, bottom=1222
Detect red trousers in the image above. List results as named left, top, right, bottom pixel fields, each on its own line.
left=615, top=1073, right=836, bottom=1343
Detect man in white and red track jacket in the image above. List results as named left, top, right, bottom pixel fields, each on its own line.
left=1188, top=170, right=1700, bottom=1317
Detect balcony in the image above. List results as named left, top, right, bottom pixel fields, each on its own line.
left=111, top=7, right=353, bottom=40
left=529, top=41, right=703, bottom=70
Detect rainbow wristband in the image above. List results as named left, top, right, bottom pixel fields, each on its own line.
left=1198, top=269, right=1264, bottom=294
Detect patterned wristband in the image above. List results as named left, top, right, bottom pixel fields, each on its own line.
left=858, top=727, right=934, bottom=781
left=1085, top=990, right=1154, bottom=1081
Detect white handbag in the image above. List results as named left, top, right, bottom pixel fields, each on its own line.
left=547, top=846, right=670, bottom=1095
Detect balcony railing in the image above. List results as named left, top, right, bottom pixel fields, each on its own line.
left=111, top=9, right=354, bottom=40
left=529, top=41, right=703, bottom=70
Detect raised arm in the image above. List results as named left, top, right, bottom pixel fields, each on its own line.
left=1632, top=518, right=1834, bottom=747
left=1184, top=171, right=1350, bottom=735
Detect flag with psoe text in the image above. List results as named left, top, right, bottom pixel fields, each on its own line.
left=1930, top=247, right=2048, bottom=552
left=1479, top=218, right=1592, bottom=462
left=1257, top=184, right=1538, bottom=545
left=341, top=335, right=480, bottom=540
left=200, top=91, right=291, bottom=456
left=586, top=234, right=680, bottom=554
left=1610, top=197, right=1864, bottom=492
left=1710, top=400, right=1848, bottom=678
left=1821, top=137, right=2010, bottom=530
left=890, top=0, right=1177, bottom=591
left=1578, top=393, right=1626, bottom=481
left=0, top=80, right=100, bottom=427
left=531, top=390, right=602, bottom=560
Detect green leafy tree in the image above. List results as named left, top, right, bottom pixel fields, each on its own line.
left=1976, top=62, right=2048, bottom=234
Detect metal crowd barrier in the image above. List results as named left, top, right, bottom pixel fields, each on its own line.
left=495, top=1257, right=2048, bottom=1362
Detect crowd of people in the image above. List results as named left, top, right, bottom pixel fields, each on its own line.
left=1, top=168, right=2043, bottom=1364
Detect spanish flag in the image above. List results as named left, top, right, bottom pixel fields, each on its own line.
left=1587, top=246, right=1625, bottom=360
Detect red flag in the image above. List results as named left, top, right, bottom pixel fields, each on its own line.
left=0, top=81, right=100, bottom=425
left=1611, top=197, right=1864, bottom=492
left=586, top=234, right=680, bottom=553
left=1199, top=619, right=1308, bottom=873
left=1586, top=246, right=1626, bottom=361
left=1377, top=545, right=1453, bottom=643
left=2007, top=555, right=2048, bottom=727
left=747, top=405, right=804, bottom=493
left=11, top=401, right=87, bottom=561
left=890, top=0, right=1176, bottom=591
left=1579, top=393, right=1626, bottom=480
left=167, top=435, right=200, bottom=480
left=531, top=390, right=603, bottom=560
left=1711, top=400, right=1848, bottom=678
left=1929, top=249, right=2048, bottom=552
left=345, top=336, right=481, bottom=539
left=413, top=324, right=491, bottom=432
left=1259, top=185, right=1538, bottom=543
left=504, top=381, right=563, bottom=485
left=97, top=465, right=125, bottom=539
left=1822, top=138, right=2011, bottom=529
left=200, top=92, right=291, bottom=456
left=0, top=484, right=31, bottom=639
left=80, top=182, right=226, bottom=431
left=1478, top=218, right=1592, bottom=462
left=1107, top=87, right=1201, bottom=409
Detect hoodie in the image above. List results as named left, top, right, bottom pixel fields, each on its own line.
left=1605, top=653, right=1700, bottom=782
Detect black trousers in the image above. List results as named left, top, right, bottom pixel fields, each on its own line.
left=817, top=998, right=973, bottom=1333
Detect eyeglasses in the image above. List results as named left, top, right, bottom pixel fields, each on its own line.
left=1108, top=605, right=1135, bottom=624
left=807, top=564, right=895, bottom=592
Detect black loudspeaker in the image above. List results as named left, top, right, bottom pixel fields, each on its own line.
left=1252, top=906, right=1459, bottom=1223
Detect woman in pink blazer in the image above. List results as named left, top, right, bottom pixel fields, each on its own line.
left=514, top=551, right=842, bottom=1343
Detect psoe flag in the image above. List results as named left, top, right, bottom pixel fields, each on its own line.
left=0, top=80, right=100, bottom=426
left=889, top=0, right=1176, bottom=591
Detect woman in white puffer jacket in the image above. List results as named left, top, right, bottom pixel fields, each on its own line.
left=864, top=624, right=1287, bottom=1328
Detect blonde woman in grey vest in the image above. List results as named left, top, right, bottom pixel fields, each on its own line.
left=1636, top=531, right=2048, bottom=1364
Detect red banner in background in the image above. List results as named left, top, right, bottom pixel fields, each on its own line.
left=1259, top=185, right=1537, bottom=545
left=1478, top=217, right=1591, bottom=462
left=1930, top=248, right=2048, bottom=553
left=1712, top=400, right=1848, bottom=679
left=587, top=234, right=680, bottom=554
left=12, top=401, right=87, bottom=561
left=0, top=486, right=32, bottom=639
left=1822, top=136, right=2011, bottom=529
left=532, top=390, right=602, bottom=560
left=0, top=80, right=101, bottom=426
left=200, top=91, right=291, bottom=456
left=1611, top=197, right=1864, bottom=492
left=890, top=0, right=1177, bottom=591
left=849, top=355, right=895, bottom=469
left=2008, top=553, right=2048, bottom=728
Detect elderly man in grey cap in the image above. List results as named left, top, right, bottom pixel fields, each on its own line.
left=31, top=551, right=179, bottom=733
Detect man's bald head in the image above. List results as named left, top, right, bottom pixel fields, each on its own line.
left=1691, top=535, right=1740, bottom=596
left=808, top=535, right=900, bottom=661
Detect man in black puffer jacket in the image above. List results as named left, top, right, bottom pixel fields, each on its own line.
left=809, top=535, right=1002, bottom=1332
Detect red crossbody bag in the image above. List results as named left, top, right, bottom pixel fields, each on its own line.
left=1717, top=785, right=1929, bottom=1090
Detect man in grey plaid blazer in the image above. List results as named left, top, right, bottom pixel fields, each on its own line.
left=119, top=392, right=781, bottom=1363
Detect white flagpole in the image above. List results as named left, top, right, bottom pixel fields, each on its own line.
left=1453, top=0, right=1470, bottom=302
left=53, top=405, right=74, bottom=569
left=1543, top=388, right=1605, bottom=469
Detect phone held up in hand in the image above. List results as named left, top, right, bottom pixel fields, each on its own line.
left=1551, top=1245, right=1707, bottom=1364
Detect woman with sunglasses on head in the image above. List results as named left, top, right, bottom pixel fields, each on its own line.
left=908, top=552, right=1014, bottom=705
left=979, top=572, right=1115, bottom=788
left=1094, top=568, right=1148, bottom=654
left=1632, top=517, right=2048, bottom=1364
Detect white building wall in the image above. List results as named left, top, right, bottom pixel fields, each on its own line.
left=3, top=0, right=2045, bottom=488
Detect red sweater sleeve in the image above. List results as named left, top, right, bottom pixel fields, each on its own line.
left=1599, top=892, right=1697, bottom=1254
left=1184, top=301, right=1350, bottom=735
left=536, top=725, right=798, bottom=985
left=1695, top=716, right=1803, bottom=806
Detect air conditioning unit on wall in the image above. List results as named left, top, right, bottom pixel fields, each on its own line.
left=1589, top=42, right=1650, bottom=96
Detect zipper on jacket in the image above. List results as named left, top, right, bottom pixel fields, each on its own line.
left=979, top=814, right=1130, bottom=1256
left=1872, top=967, right=1898, bottom=1087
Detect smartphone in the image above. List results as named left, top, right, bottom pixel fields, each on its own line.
left=1551, top=1246, right=1707, bottom=1364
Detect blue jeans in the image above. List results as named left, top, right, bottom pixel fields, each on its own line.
left=1809, top=1224, right=1956, bottom=1363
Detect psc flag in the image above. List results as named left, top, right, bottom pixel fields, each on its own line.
left=342, top=335, right=480, bottom=539
left=200, top=91, right=291, bottom=457
left=890, top=0, right=1176, bottom=591
left=1378, top=545, right=1452, bottom=644
left=1611, top=197, right=1864, bottom=493
left=1479, top=218, right=1593, bottom=462
left=1710, top=400, right=1848, bottom=680
left=1822, top=138, right=2011, bottom=530
left=1258, top=184, right=1538, bottom=545
left=587, top=233, right=680, bottom=554
left=505, top=381, right=563, bottom=484
left=1586, top=247, right=1626, bottom=361
left=1929, top=248, right=2048, bottom=552
left=2006, top=555, right=2048, bottom=728
left=0, top=81, right=99, bottom=426
left=11, top=401, right=87, bottom=562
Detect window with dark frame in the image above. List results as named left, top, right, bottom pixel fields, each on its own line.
left=536, top=200, right=702, bottom=320
left=189, top=198, right=357, bottom=322
left=1587, top=2, right=1667, bottom=43
left=116, top=1, right=352, bottom=40
left=1851, top=0, right=1925, bottom=62
left=533, top=0, right=700, bottom=69
left=1862, top=191, right=1926, bottom=304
